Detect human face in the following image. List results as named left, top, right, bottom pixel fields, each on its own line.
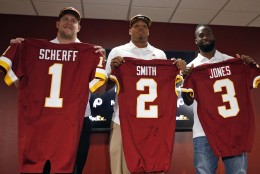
left=56, top=14, right=81, bottom=40
left=129, top=20, right=149, bottom=44
left=195, top=26, right=215, bottom=52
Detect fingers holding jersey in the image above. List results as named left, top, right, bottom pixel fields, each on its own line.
left=172, top=58, right=186, bottom=72
left=94, top=45, right=106, bottom=58
left=110, top=56, right=125, bottom=69
left=10, top=37, right=24, bottom=44
left=237, top=54, right=256, bottom=65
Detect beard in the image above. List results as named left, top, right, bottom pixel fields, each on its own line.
left=138, top=36, right=146, bottom=42
left=60, top=30, right=74, bottom=40
left=198, top=40, right=215, bottom=52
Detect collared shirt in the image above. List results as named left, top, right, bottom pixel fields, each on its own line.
left=50, top=37, right=91, bottom=117
left=188, top=50, right=233, bottom=138
left=50, top=38, right=81, bottom=44
left=106, top=41, right=167, bottom=124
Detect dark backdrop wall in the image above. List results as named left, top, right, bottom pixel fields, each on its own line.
left=0, top=14, right=260, bottom=174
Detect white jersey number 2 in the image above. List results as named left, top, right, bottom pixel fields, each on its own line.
left=213, top=78, right=239, bottom=118
left=136, top=79, right=158, bottom=118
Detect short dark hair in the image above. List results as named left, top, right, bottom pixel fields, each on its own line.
left=195, top=24, right=212, bottom=36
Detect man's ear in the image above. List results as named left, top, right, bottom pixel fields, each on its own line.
left=56, top=21, right=59, bottom=29
left=78, top=24, right=81, bottom=32
left=129, top=28, right=132, bottom=36
left=195, top=39, right=198, bottom=45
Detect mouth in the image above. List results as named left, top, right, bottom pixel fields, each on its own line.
left=137, top=31, right=145, bottom=35
left=202, top=39, right=214, bottom=44
left=202, top=41, right=211, bottom=44
left=64, top=25, right=72, bottom=30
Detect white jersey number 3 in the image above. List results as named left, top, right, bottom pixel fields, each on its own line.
left=136, top=79, right=158, bottom=118
left=213, top=78, right=239, bottom=118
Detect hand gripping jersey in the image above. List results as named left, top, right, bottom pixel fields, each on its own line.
left=182, top=58, right=260, bottom=157
left=110, top=57, right=182, bottom=173
left=0, top=39, right=107, bottom=173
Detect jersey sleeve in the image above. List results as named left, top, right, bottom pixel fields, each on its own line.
left=89, top=53, right=107, bottom=92
left=175, top=75, right=183, bottom=96
left=0, top=43, right=21, bottom=85
left=181, top=75, right=195, bottom=98
left=249, top=63, right=260, bottom=88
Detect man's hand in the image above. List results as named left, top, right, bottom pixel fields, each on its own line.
left=171, top=58, right=187, bottom=72
left=94, top=45, right=106, bottom=58
left=10, top=37, right=24, bottom=44
left=236, top=54, right=256, bottom=65
left=183, top=64, right=194, bottom=77
left=110, top=56, right=125, bottom=69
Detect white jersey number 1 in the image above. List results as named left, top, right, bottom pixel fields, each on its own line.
left=45, top=63, right=63, bottom=108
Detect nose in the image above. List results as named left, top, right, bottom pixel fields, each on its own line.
left=138, top=25, right=145, bottom=30
left=66, top=19, right=73, bottom=24
left=202, top=35, right=210, bottom=41
left=202, top=35, right=207, bottom=39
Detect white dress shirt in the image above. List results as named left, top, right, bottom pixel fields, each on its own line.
left=50, top=38, right=91, bottom=117
left=106, top=41, right=167, bottom=124
left=188, top=50, right=233, bottom=138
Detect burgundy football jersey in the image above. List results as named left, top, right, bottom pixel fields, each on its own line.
left=0, top=39, right=106, bottom=173
left=111, top=57, right=182, bottom=173
left=183, top=58, right=260, bottom=157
